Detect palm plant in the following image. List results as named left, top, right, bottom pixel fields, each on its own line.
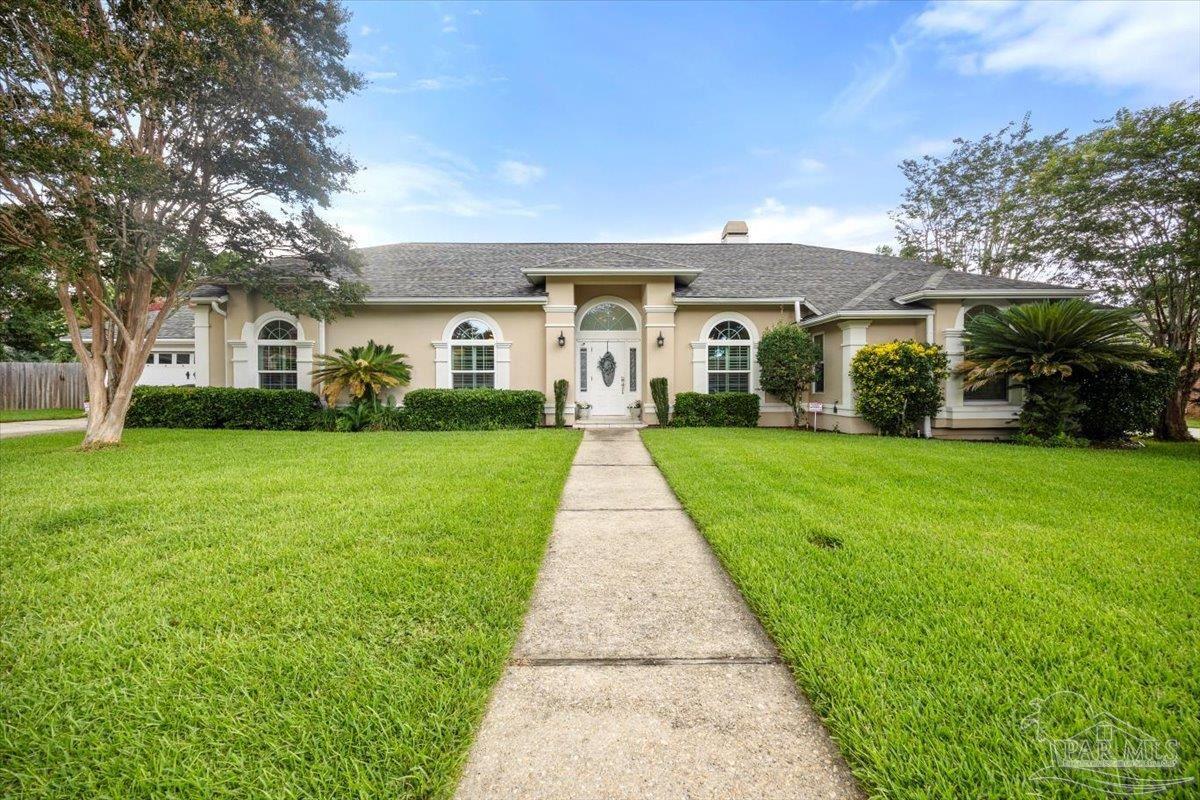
left=959, top=299, right=1153, bottom=440
left=312, top=340, right=412, bottom=407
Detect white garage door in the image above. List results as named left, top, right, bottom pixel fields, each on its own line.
left=141, top=351, right=197, bottom=386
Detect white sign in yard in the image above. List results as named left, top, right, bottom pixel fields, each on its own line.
left=807, top=402, right=823, bottom=412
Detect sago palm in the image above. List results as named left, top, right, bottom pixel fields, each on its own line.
left=312, top=340, right=412, bottom=407
left=959, top=299, right=1152, bottom=439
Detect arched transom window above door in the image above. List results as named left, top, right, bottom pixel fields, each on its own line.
left=579, top=301, right=637, bottom=331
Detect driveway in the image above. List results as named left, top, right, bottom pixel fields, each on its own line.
left=0, top=418, right=87, bottom=439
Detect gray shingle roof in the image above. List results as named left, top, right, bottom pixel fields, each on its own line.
left=198, top=242, right=1080, bottom=313
left=78, top=306, right=194, bottom=342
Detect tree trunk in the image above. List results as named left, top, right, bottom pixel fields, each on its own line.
left=80, top=356, right=139, bottom=449
left=1154, top=387, right=1193, bottom=442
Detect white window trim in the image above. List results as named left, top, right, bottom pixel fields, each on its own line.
left=230, top=311, right=313, bottom=390
left=692, top=312, right=760, bottom=396
left=434, top=312, right=511, bottom=389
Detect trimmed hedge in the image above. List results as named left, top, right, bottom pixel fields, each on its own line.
left=1073, top=349, right=1180, bottom=441
left=126, top=386, right=321, bottom=430
left=402, top=388, right=545, bottom=430
left=672, top=392, right=760, bottom=427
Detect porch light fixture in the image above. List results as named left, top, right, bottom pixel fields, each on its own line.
left=656, top=331, right=665, bottom=348
left=557, top=332, right=566, bottom=347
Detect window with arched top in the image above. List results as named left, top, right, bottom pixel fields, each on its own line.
left=707, top=320, right=752, bottom=393
left=258, top=319, right=298, bottom=389
left=963, top=305, right=1008, bottom=402
left=451, top=319, right=495, bottom=388
left=579, top=302, right=637, bottom=331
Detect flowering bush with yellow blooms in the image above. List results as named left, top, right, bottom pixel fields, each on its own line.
left=849, top=340, right=949, bottom=436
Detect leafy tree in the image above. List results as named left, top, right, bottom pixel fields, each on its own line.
left=0, top=0, right=365, bottom=447
left=893, top=115, right=1065, bottom=279
left=756, top=323, right=823, bottom=427
left=312, top=341, right=411, bottom=407
left=0, top=245, right=70, bottom=360
left=850, top=340, right=948, bottom=436
left=1029, top=100, right=1200, bottom=442
left=959, top=300, right=1153, bottom=441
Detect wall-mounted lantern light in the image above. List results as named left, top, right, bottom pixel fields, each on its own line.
left=656, top=331, right=665, bottom=348
left=557, top=332, right=566, bottom=347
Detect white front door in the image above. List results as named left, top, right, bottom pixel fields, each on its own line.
left=579, top=339, right=639, bottom=416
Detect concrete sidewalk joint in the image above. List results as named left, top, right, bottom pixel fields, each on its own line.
left=455, top=428, right=862, bottom=800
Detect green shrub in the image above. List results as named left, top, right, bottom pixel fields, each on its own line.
left=672, top=392, right=760, bottom=427
left=756, top=323, right=821, bottom=427
left=126, top=386, right=321, bottom=430
left=850, top=340, right=949, bottom=436
left=553, top=379, right=568, bottom=428
left=1012, top=432, right=1089, bottom=448
left=367, top=403, right=408, bottom=432
left=1072, top=349, right=1180, bottom=441
left=402, top=388, right=545, bottom=431
left=650, top=377, right=670, bottom=426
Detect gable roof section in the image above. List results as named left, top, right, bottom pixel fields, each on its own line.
left=197, top=242, right=1086, bottom=312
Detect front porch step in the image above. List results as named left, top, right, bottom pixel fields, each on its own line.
left=573, top=416, right=646, bottom=429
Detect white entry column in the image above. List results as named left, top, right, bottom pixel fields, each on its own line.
left=837, top=320, right=871, bottom=412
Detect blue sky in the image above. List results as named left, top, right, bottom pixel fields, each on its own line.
left=325, top=0, right=1200, bottom=251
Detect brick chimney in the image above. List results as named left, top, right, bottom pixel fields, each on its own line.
left=721, top=220, right=749, bottom=243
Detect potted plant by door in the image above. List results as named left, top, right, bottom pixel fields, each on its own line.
left=575, top=401, right=591, bottom=421
left=627, top=400, right=642, bottom=421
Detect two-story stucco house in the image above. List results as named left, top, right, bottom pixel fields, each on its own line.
left=172, top=222, right=1090, bottom=437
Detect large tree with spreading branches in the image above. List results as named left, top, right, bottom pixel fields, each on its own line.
left=0, top=0, right=365, bottom=447
left=1030, top=100, right=1200, bottom=441
left=892, top=116, right=1065, bottom=280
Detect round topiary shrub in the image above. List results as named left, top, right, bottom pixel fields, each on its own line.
left=850, top=340, right=949, bottom=436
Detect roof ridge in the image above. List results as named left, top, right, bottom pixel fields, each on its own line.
left=922, top=268, right=950, bottom=290
left=842, top=269, right=900, bottom=309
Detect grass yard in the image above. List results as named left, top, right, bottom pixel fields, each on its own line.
left=0, top=428, right=580, bottom=799
left=0, top=408, right=84, bottom=423
left=642, top=429, right=1199, bottom=798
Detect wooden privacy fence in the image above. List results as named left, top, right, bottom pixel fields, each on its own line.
left=0, top=362, right=88, bottom=410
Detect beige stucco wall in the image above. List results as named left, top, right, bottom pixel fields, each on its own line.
left=198, top=282, right=1026, bottom=438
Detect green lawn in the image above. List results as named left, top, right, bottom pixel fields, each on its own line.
left=0, top=408, right=84, bottom=423
left=1, top=428, right=580, bottom=799
left=642, top=429, right=1199, bottom=798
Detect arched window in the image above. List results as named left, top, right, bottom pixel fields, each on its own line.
left=579, top=301, right=637, bottom=331
left=707, top=320, right=751, bottom=393
left=963, top=305, right=1008, bottom=402
left=258, top=320, right=298, bottom=390
left=451, top=319, right=495, bottom=389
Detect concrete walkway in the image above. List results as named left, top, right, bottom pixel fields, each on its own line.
left=0, top=418, right=86, bottom=440
left=455, top=428, right=861, bottom=800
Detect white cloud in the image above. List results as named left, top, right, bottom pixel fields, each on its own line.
left=365, top=71, right=398, bottom=81
left=469, top=8, right=484, bottom=15
left=373, top=75, right=502, bottom=94
left=359, top=24, right=374, bottom=36
left=495, top=160, right=547, bottom=186
left=442, top=14, right=457, bottom=33
left=794, top=157, right=827, bottom=173
left=645, top=199, right=896, bottom=252
left=916, top=0, right=1200, bottom=96
left=895, top=137, right=957, bottom=159
left=825, top=36, right=910, bottom=121
left=327, top=160, right=555, bottom=246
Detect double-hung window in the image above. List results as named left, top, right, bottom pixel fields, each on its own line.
left=812, top=333, right=825, bottom=393
left=707, top=320, right=751, bottom=393
left=451, top=320, right=495, bottom=389
left=258, top=320, right=298, bottom=390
